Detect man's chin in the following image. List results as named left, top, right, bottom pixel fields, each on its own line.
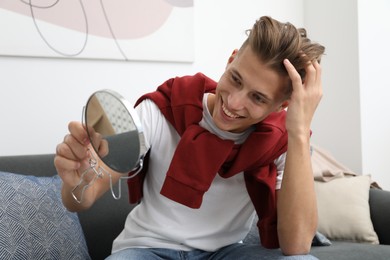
left=215, top=121, right=240, bottom=133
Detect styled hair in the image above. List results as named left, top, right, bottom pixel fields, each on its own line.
left=240, top=16, right=325, bottom=97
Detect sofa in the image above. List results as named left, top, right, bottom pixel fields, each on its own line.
left=0, top=153, right=390, bottom=260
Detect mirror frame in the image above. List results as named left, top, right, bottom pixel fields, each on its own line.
left=83, top=89, right=147, bottom=174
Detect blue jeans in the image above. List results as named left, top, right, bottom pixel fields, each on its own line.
left=105, top=243, right=318, bottom=260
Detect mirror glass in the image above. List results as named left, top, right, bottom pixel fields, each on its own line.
left=84, top=89, right=147, bottom=174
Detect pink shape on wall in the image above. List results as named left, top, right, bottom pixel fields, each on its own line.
left=0, top=0, right=194, bottom=62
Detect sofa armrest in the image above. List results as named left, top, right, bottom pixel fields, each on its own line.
left=0, top=154, right=56, bottom=177
left=370, top=188, right=390, bottom=245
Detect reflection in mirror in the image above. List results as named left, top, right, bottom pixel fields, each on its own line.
left=72, top=89, right=148, bottom=203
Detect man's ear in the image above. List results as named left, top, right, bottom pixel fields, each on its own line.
left=277, top=100, right=289, bottom=112
left=227, top=49, right=239, bottom=65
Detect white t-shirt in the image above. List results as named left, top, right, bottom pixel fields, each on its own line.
left=111, top=95, right=286, bottom=253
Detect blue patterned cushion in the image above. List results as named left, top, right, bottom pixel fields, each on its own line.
left=0, top=171, right=90, bottom=260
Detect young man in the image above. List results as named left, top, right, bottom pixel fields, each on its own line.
left=55, top=16, right=325, bottom=259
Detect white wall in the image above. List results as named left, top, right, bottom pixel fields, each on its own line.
left=3, top=1, right=388, bottom=189
left=304, top=1, right=362, bottom=171
left=3, top=1, right=389, bottom=190
left=358, top=0, right=390, bottom=190
left=305, top=0, right=390, bottom=190
left=0, top=0, right=303, bottom=156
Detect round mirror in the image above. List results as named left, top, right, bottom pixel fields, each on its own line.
left=84, top=89, right=147, bottom=174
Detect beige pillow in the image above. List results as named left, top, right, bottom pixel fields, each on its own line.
left=314, top=175, right=379, bottom=244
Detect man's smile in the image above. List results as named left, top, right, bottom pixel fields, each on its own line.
left=221, top=102, right=242, bottom=119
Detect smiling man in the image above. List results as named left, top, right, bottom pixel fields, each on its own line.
left=210, top=47, right=290, bottom=133
left=55, top=16, right=325, bottom=259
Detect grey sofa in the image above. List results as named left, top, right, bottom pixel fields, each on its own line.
left=0, top=154, right=390, bottom=260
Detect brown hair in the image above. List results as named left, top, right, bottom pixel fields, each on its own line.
left=240, top=16, right=325, bottom=96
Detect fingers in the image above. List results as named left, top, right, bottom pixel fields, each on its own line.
left=303, top=59, right=321, bottom=85
left=85, top=126, right=109, bottom=158
left=57, top=121, right=89, bottom=160
left=283, top=58, right=323, bottom=137
left=55, top=121, right=89, bottom=173
left=87, top=127, right=102, bottom=152
left=312, top=59, right=322, bottom=90
left=68, top=121, right=90, bottom=146
left=305, top=59, right=323, bottom=101
left=283, top=59, right=302, bottom=92
left=54, top=153, right=81, bottom=172
left=283, top=58, right=322, bottom=93
left=98, top=139, right=109, bottom=158
left=63, top=134, right=89, bottom=159
left=56, top=119, right=110, bottom=164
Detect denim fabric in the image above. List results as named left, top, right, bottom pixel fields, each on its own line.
left=106, top=243, right=318, bottom=260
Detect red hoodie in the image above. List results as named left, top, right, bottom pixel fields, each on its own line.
left=128, top=73, right=288, bottom=248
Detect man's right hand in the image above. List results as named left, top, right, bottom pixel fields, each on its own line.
left=54, top=121, right=109, bottom=211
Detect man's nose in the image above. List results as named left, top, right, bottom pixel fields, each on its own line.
left=227, top=91, right=245, bottom=110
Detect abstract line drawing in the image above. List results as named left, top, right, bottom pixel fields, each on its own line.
left=0, top=0, right=194, bottom=62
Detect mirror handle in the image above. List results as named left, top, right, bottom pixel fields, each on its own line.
left=71, top=150, right=104, bottom=204
left=72, top=151, right=145, bottom=203
left=109, top=157, right=145, bottom=200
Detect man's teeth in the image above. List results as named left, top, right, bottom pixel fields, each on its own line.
left=222, top=103, right=240, bottom=118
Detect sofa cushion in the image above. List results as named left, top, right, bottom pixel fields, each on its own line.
left=315, top=175, right=379, bottom=244
left=310, top=241, right=390, bottom=260
left=0, top=171, right=90, bottom=260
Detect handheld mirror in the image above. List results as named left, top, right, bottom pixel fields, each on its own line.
left=72, top=89, right=148, bottom=203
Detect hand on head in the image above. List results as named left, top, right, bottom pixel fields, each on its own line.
left=283, top=58, right=322, bottom=138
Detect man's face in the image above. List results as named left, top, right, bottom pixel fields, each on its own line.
left=211, top=46, right=289, bottom=133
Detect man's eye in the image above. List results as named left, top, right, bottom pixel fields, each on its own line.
left=252, top=94, right=266, bottom=104
left=231, top=74, right=241, bottom=85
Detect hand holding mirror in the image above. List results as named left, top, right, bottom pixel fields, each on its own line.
left=72, top=89, right=148, bottom=203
